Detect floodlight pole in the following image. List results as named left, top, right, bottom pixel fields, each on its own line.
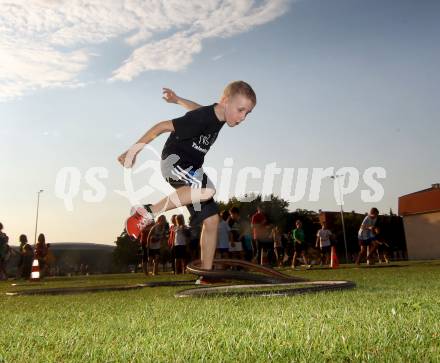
left=331, top=175, right=349, bottom=263
left=34, top=189, right=44, bottom=245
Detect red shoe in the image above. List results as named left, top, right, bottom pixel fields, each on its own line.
left=125, top=204, right=154, bottom=240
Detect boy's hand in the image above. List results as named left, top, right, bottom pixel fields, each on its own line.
left=117, top=150, right=138, bottom=168
left=162, top=88, right=179, bottom=104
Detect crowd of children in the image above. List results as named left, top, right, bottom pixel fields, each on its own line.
left=0, top=223, right=54, bottom=280
left=0, top=206, right=390, bottom=280
left=135, top=206, right=390, bottom=275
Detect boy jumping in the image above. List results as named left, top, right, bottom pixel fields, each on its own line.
left=118, top=81, right=256, bottom=274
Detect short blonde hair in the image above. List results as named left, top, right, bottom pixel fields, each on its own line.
left=223, top=81, right=256, bottom=106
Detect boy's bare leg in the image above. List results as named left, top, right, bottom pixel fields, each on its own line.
left=138, top=186, right=218, bottom=270
left=367, top=242, right=378, bottom=261
left=199, top=214, right=219, bottom=270
left=292, top=252, right=298, bottom=268
left=302, top=252, right=309, bottom=265
left=355, top=246, right=365, bottom=265
left=153, top=256, right=159, bottom=275
left=149, top=186, right=215, bottom=215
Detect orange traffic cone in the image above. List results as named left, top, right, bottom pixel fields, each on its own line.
left=330, top=246, right=339, bottom=269
left=31, top=258, right=40, bottom=281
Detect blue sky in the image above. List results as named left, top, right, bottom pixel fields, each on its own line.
left=1, top=0, right=439, bottom=244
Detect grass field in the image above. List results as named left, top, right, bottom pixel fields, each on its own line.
left=1, top=261, right=440, bottom=362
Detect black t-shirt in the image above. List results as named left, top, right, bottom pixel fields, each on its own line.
left=162, top=104, right=225, bottom=169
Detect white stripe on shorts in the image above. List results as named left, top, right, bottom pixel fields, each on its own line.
left=176, top=165, right=202, bottom=188
left=171, top=166, right=202, bottom=188
left=170, top=168, right=191, bottom=185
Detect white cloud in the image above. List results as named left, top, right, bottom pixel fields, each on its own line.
left=212, top=54, right=225, bottom=61
left=0, top=0, right=291, bottom=101
left=0, top=40, right=90, bottom=100
left=42, top=130, right=60, bottom=137
left=110, top=32, right=203, bottom=81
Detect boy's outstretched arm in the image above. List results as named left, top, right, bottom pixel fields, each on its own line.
left=162, top=87, right=202, bottom=111
left=117, top=120, right=174, bottom=168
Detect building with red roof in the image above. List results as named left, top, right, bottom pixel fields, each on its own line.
left=399, top=183, right=440, bottom=259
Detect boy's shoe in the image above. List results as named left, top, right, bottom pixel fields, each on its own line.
left=195, top=276, right=224, bottom=285
left=195, top=277, right=206, bottom=285
left=125, top=204, right=154, bottom=240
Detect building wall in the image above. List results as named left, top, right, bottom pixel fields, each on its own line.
left=403, top=211, right=440, bottom=259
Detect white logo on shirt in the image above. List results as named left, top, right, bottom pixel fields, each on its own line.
left=199, top=134, right=212, bottom=146
left=192, top=142, right=208, bottom=153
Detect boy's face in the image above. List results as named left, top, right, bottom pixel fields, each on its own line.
left=222, top=94, right=254, bottom=127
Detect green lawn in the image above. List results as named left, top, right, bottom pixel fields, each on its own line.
left=1, top=261, right=440, bottom=362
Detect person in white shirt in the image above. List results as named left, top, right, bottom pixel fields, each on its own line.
left=216, top=211, right=231, bottom=259
left=228, top=207, right=244, bottom=260
left=315, top=221, right=333, bottom=266
left=174, top=214, right=189, bottom=274
left=147, top=215, right=167, bottom=276
left=356, top=207, right=379, bottom=265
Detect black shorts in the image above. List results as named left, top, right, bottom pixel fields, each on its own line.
left=161, top=159, right=218, bottom=227
left=320, top=246, right=331, bottom=255
left=284, top=243, right=294, bottom=257
left=294, top=242, right=305, bottom=253
left=258, top=240, right=273, bottom=251
left=359, top=238, right=374, bottom=247
left=149, top=248, right=160, bottom=258
left=174, top=245, right=186, bottom=259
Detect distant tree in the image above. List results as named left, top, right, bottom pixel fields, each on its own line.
left=112, top=232, right=139, bottom=272
left=333, top=212, right=364, bottom=258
